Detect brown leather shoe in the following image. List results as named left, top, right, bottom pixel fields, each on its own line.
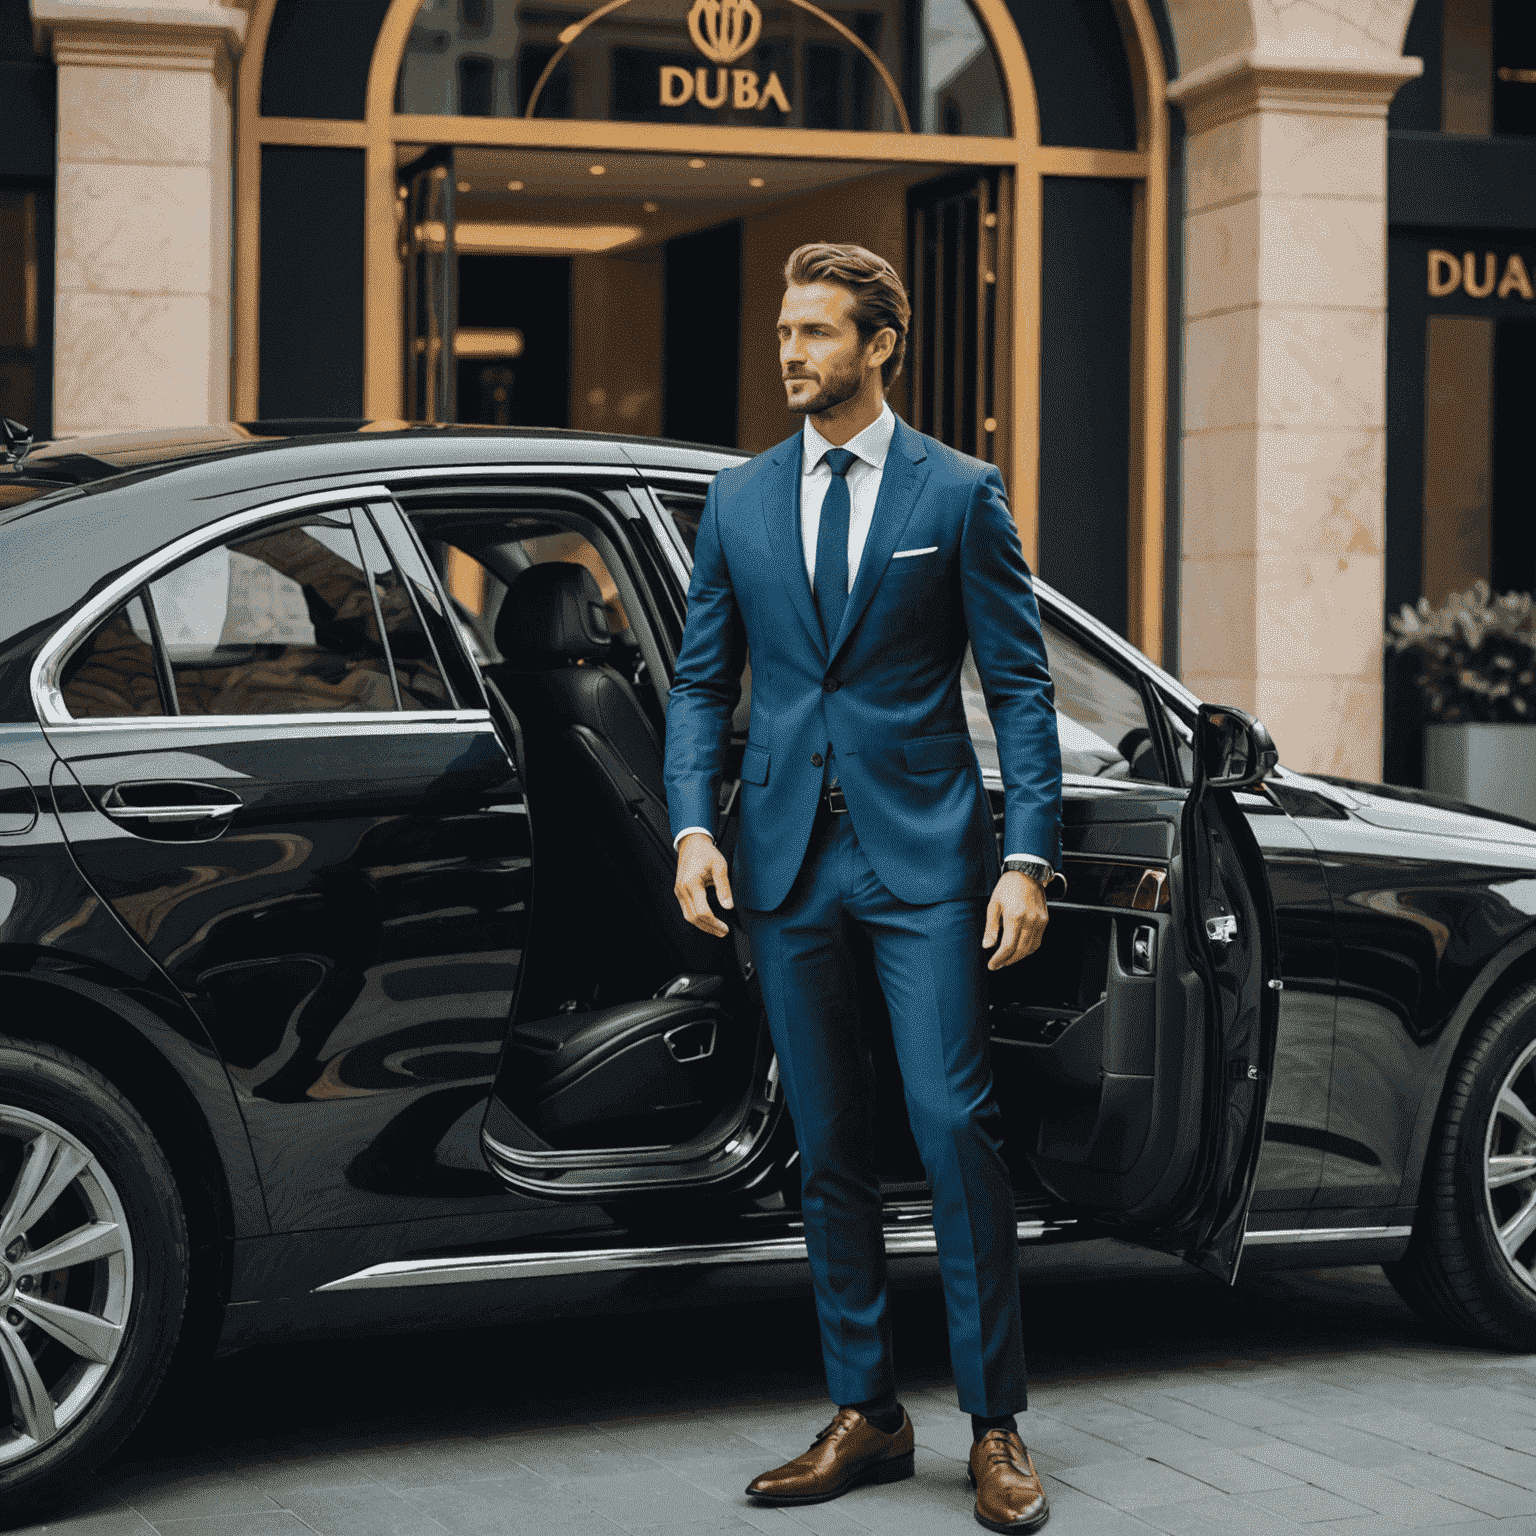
left=969, top=1430, right=1049, bottom=1532
left=745, top=1406, right=915, bottom=1505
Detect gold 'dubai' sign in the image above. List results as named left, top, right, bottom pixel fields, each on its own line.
left=1427, top=249, right=1536, bottom=300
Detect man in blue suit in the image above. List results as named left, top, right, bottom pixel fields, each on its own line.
left=665, top=243, right=1062, bottom=1533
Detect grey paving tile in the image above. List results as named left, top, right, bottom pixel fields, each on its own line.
left=138, top=1517, right=314, bottom=1536
left=1145, top=1447, right=1301, bottom=1495
left=1279, top=1520, right=1416, bottom=1536
left=785, top=1449, right=978, bottom=1535
left=11, top=1508, right=156, bottom=1536
left=399, top=1475, right=621, bottom=1535
left=566, top=1469, right=738, bottom=1530
left=1050, top=1458, right=1217, bottom=1510
left=1434, top=1440, right=1536, bottom=1492
left=1023, top=1485, right=1160, bottom=1535
left=626, top=1522, right=766, bottom=1535
left=1238, top=1441, right=1482, bottom=1526
left=105, top=1467, right=278, bottom=1525
left=345, top=1437, right=529, bottom=1489
left=227, top=1452, right=382, bottom=1501
left=1264, top=1419, right=1412, bottom=1469
left=1131, top=1492, right=1310, bottom=1536
left=485, top=1430, right=657, bottom=1484
left=275, top=1484, right=449, bottom=1536
left=1091, top=1389, right=1281, bottom=1449
left=1337, top=1407, right=1489, bottom=1458
left=1241, top=1483, right=1373, bottom=1522
left=1153, top=1382, right=1312, bottom=1429
left=1380, top=1455, right=1536, bottom=1518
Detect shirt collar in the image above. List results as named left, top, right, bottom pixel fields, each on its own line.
left=802, top=402, right=895, bottom=474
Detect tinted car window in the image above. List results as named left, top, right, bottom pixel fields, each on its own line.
left=147, top=518, right=398, bottom=715
left=352, top=511, right=453, bottom=710
left=964, top=619, right=1165, bottom=783
left=58, top=593, right=166, bottom=719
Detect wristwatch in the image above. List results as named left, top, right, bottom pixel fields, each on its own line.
left=1003, top=855, right=1061, bottom=893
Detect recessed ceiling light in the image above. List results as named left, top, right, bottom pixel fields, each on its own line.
left=688, top=157, right=706, bottom=169
left=748, top=176, right=765, bottom=188
left=643, top=200, right=659, bottom=213
left=507, top=179, right=524, bottom=191
left=456, top=180, right=471, bottom=192
left=589, top=163, right=606, bottom=176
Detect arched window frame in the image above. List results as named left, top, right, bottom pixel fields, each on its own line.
left=234, top=0, right=1171, bottom=658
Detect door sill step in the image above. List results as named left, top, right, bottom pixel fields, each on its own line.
left=313, top=1214, right=1079, bottom=1293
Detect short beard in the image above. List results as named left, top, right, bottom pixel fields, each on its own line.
left=785, top=358, right=864, bottom=417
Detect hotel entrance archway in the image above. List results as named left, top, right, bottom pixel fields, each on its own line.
left=235, top=0, right=1172, bottom=657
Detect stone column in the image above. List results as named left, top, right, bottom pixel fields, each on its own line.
left=1169, top=51, right=1418, bottom=780
left=31, top=1, right=245, bottom=438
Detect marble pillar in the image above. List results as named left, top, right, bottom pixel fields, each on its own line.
left=32, top=1, right=245, bottom=438
left=1169, top=44, right=1418, bottom=779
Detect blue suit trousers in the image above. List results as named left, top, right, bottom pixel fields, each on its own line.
left=741, top=809, right=1027, bottom=1416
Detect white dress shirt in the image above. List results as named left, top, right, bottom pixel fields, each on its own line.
left=799, top=402, right=896, bottom=593
left=674, top=404, right=897, bottom=850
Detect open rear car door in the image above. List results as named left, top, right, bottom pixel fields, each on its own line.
left=988, top=697, right=1282, bottom=1282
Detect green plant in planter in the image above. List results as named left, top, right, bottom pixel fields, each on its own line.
left=1386, top=582, right=1536, bottom=722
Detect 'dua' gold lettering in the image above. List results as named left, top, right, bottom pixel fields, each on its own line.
left=1498, top=253, right=1534, bottom=300
left=1428, top=249, right=1461, bottom=295
left=1464, top=251, right=1497, bottom=298
left=657, top=64, right=791, bottom=111
left=1427, top=248, right=1536, bottom=300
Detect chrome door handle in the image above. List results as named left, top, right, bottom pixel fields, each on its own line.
left=101, top=783, right=241, bottom=824
left=1205, top=914, right=1238, bottom=945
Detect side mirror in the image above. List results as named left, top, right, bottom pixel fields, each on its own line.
left=1197, top=703, right=1278, bottom=791
left=0, top=418, right=32, bottom=465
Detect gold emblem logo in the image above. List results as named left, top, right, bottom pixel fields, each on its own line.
left=687, top=0, right=761, bottom=64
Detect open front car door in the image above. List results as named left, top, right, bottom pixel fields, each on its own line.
left=991, top=689, right=1281, bottom=1284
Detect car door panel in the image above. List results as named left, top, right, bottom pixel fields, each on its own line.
left=40, top=503, right=535, bottom=1231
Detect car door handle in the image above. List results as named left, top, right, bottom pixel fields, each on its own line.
left=101, top=782, right=242, bottom=824
left=1205, top=914, right=1238, bottom=945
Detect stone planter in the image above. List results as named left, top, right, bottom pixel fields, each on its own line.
left=1424, top=723, right=1536, bottom=822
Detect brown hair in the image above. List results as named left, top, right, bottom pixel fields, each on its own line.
left=783, top=242, right=910, bottom=389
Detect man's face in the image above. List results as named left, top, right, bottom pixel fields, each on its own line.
left=777, top=281, right=872, bottom=416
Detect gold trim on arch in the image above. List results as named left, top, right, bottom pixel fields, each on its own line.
left=233, top=0, right=1172, bottom=659
left=523, top=0, right=914, bottom=132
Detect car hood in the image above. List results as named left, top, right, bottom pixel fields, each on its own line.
left=1310, top=773, right=1536, bottom=853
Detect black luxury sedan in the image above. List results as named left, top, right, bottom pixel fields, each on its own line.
left=1, top=419, right=1535, bottom=1516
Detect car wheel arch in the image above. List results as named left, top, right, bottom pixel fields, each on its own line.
left=1397, top=924, right=1536, bottom=1218
left=0, top=965, right=260, bottom=1280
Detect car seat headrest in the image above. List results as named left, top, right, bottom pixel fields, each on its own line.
left=497, top=562, right=612, bottom=665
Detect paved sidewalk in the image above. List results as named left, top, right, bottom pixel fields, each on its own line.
left=22, top=1261, right=1536, bottom=1534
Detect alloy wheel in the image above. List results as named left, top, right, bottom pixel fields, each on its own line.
left=1483, top=1039, right=1536, bottom=1292
left=0, top=1106, right=133, bottom=1464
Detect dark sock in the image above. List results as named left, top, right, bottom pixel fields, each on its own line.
left=972, top=1412, right=1019, bottom=1442
left=847, top=1392, right=904, bottom=1435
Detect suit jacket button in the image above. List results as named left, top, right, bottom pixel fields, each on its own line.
left=822, top=677, right=840, bottom=692
left=811, top=753, right=824, bottom=768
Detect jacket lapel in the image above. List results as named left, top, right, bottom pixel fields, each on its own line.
left=756, top=432, right=826, bottom=659
left=827, top=416, right=930, bottom=662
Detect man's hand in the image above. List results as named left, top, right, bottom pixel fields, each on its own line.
left=674, top=832, right=735, bottom=937
left=983, top=871, right=1049, bottom=970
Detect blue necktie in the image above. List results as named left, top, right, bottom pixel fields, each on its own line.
left=813, top=447, right=857, bottom=646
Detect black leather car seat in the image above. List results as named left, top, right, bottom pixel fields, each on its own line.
left=489, top=562, right=722, bottom=977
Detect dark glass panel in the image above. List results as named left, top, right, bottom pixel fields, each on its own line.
left=260, top=0, right=394, bottom=120
left=259, top=146, right=365, bottom=419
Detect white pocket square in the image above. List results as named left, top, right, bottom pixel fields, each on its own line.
left=892, top=546, right=938, bottom=559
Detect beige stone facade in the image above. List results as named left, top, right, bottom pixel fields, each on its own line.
left=33, top=0, right=244, bottom=437
left=28, top=0, right=1432, bottom=780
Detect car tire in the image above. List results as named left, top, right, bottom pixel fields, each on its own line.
left=0, top=1035, right=188, bottom=1524
left=1386, top=982, right=1536, bottom=1349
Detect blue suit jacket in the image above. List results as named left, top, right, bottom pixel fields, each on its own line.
left=664, top=414, right=1063, bottom=912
